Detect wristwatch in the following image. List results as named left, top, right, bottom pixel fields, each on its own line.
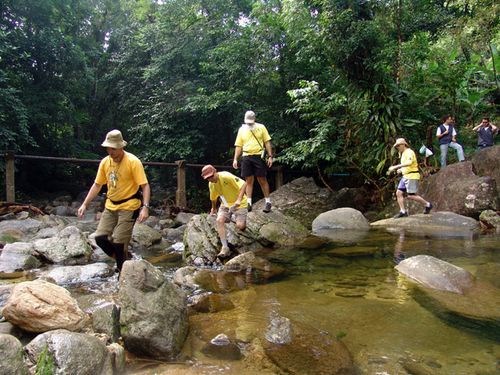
left=142, top=204, right=150, bottom=209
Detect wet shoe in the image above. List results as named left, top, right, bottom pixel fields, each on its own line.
left=393, top=211, right=408, bottom=218
left=263, top=202, right=272, bottom=213
left=247, top=203, right=252, bottom=212
left=217, top=245, right=231, bottom=257
left=423, top=203, right=433, bottom=214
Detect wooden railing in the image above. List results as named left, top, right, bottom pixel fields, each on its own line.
left=3, top=151, right=284, bottom=207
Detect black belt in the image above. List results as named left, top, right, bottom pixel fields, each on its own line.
left=108, top=189, right=142, bottom=205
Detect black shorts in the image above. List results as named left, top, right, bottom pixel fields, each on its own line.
left=241, top=155, right=267, bottom=178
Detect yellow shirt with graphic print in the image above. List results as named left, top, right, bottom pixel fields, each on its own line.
left=400, top=148, right=420, bottom=180
left=234, top=123, right=271, bottom=156
left=209, top=171, right=248, bottom=208
left=95, top=151, right=148, bottom=211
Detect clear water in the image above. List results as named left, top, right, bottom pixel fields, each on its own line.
left=128, top=229, right=500, bottom=375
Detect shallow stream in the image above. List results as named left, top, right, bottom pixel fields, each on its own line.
left=118, top=228, right=500, bottom=375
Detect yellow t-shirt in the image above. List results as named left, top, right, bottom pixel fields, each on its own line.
left=95, top=151, right=148, bottom=211
left=400, top=148, right=420, bottom=180
left=209, top=171, right=248, bottom=208
left=234, top=123, right=271, bottom=156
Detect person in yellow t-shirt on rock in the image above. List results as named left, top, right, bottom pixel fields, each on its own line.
left=201, top=164, right=248, bottom=258
left=233, top=110, right=273, bottom=213
left=78, top=129, right=151, bottom=274
left=388, top=138, right=433, bottom=218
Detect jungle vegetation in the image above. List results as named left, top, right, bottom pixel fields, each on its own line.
left=1, top=0, right=498, bottom=201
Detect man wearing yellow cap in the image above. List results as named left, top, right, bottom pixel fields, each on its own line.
left=78, top=129, right=151, bottom=274
left=201, top=164, right=248, bottom=257
left=388, top=138, right=432, bottom=218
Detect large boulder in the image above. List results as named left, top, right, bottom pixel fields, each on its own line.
left=416, top=161, right=498, bottom=218
left=470, top=145, right=500, bottom=191
left=0, top=334, right=27, bottom=375
left=395, top=255, right=474, bottom=294
left=2, top=279, right=90, bottom=333
left=33, top=225, right=93, bottom=264
left=24, top=329, right=113, bottom=375
left=371, top=211, right=479, bottom=237
left=252, top=177, right=370, bottom=228
left=183, top=210, right=309, bottom=266
left=118, top=260, right=188, bottom=360
left=312, top=207, right=370, bottom=232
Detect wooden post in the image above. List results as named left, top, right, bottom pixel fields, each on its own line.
left=175, top=160, right=187, bottom=208
left=275, top=165, right=284, bottom=189
left=5, top=151, right=15, bottom=202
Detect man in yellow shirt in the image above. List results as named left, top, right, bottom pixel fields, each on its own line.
left=201, top=164, right=248, bottom=257
left=78, top=129, right=151, bottom=274
left=233, top=110, right=273, bottom=213
left=388, top=138, right=432, bottom=218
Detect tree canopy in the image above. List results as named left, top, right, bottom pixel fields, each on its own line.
left=1, top=0, right=498, bottom=197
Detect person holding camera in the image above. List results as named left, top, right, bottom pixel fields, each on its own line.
left=472, top=117, right=497, bottom=149
left=233, top=110, right=273, bottom=213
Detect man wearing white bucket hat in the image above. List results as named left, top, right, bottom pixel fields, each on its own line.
left=233, top=110, right=273, bottom=213
left=388, top=138, right=432, bottom=218
left=78, top=129, right=151, bottom=274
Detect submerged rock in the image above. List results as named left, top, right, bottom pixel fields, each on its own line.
left=395, top=255, right=474, bottom=294
left=201, top=333, right=242, bottom=360
left=265, top=314, right=292, bottom=344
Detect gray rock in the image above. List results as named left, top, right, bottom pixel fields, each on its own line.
left=33, top=225, right=92, bottom=264
left=312, top=207, right=370, bottom=231
left=131, top=223, right=162, bottom=248
left=174, top=212, right=195, bottom=225
left=371, top=211, right=479, bottom=237
left=41, top=263, right=113, bottom=285
left=0, top=242, right=41, bottom=273
left=118, top=260, right=188, bottom=360
left=416, top=161, right=498, bottom=218
left=265, top=314, right=292, bottom=344
left=0, top=334, right=28, bottom=375
left=395, top=255, right=474, bottom=294
left=107, top=343, right=126, bottom=374
left=470, top=145, right=500, bottom=192
left=90, top=302, right=120, bottom=343
left=0, top=218, right=45, bottom=243
left=201, top=333, right=242, bottom=360
left=25, top=329, right=113, bottom=375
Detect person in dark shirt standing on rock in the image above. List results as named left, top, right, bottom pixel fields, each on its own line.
left=78, top=129, right=151, bottom=274
left=472, top=117, right=497, bottom=149
left=436, top=115, right=465, bottom=167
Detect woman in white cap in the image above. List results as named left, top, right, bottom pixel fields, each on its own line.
left=78, top=129, right=151, bottom=274
left=388, top=138, right=432, bottom=218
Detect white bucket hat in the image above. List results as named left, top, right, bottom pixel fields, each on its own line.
left=244, top=110, right=256, bottom=125
left=101, top=130, right=127, bottom=149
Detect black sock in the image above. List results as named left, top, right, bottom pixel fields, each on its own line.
left=95, top=235, right=116, bottom=258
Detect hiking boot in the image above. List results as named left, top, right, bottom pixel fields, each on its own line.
left=247, top=203, right=252, bottom=212
left=263, top=202, right=272, bottom=213
left=393, top=211, right=408, bottom=219
left=217, top=245, right=231, bottom=257
left=423, top=203, right=433, bottom=214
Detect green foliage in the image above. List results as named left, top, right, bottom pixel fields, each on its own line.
left=35, top=345, right=55, bottom=375
left=0, top=0, right=498, bottom=200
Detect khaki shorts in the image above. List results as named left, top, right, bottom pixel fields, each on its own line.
left=95, top=208, right=137, bottom=246
left=217, top=206, right=248, bottom=225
